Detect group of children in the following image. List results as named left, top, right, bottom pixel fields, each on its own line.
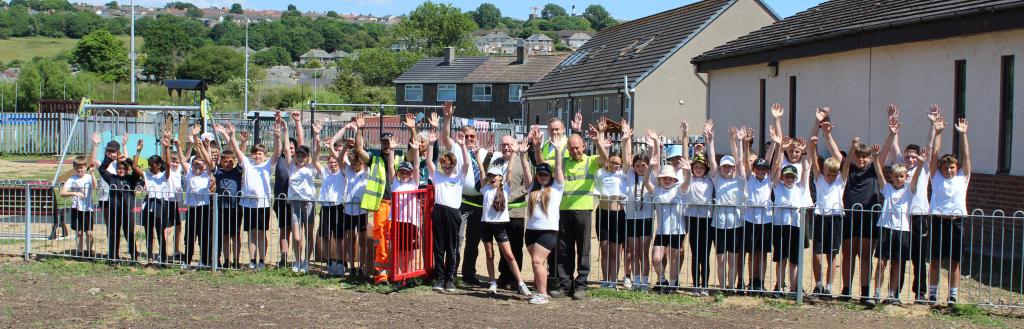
left=589, top=104, right=971, bottom=306
left=59, top=111, right=375, bottom=276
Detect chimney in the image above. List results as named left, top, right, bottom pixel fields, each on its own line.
left=516, top=45, right=528, bottom=65
left=442, top=47, right=455, bottom=65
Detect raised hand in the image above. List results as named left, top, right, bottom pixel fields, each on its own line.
left=226, top=123, right=237, bottom=135
left=442, top=101, right=454, bottom=117
left=529, top=126, right=542, bottom=145
left=744, top=127, right=754, bottom=142
left=781, top=136, right=793, bottom=150
left=597, top=134, right=612, bottom=149
left=428, top=131, right=438, bottom=143
left=517, top=138, right=529, bottom=153
left=934, top=116, right=946, bottom=132
left=735, top=127, right=747, bottom=141
left=239, top=131, right=250, bottom=143
left=887, top=104, right=899, bottom=120
left=597, top=116, right=608, bottom=133
left=793, top=138, right=808, bottom=152
left=810, top=135, right=819, bottom=144
left=678, top=157, right=691, bottom=171
left=455, top=131, right=466, bottom=146
left=91, top=131, right=101, bottom=144
left=272, top=122, right=282, bottom=136
left=851, top=136, right=861, bottom=148
left=768, top=125, right=782, bottom=144
left=643, top=130, right=657, bottom=149
left=820, top=121, right=834, bottom=134
left=290, top=111, right=301, bottom=122
left=644, top=128, right=659, bottom=143
left=586, top=124, right=599, bottom=139
left=402, top=113, right=416, bottom=130
left=191, top=124, right=201, bottom=136
left=888, top=117, right=901, bottom=134
left=771, top=103, right=784, bottom=118
left=816, top=107, right=831, bottom=122
left=172, top=139, right=180, bottom=148
left=927, top=105, right=941, bottom=123
left=870, top=144, right=881, bottom=156
left=428, top=112, right=439, bottom=128
left=160, top=133, right=171, bottom=147
left=729, top=126, right=738, bottom=140
left=680, top=121, right=689, bottom=137
left=354, top=114, right=365, bottom=128
left=121, top=133, right=128, bottom=146
left=621, top=119, right=632, bottom=138
left=311, top=119, right=324, bottom=135
left=213, top=124, right=227, bottom=136
left=955, top=117, right=968, bottom=134
left=136, top=139, right=144, bottom=152
left=918, top=147, right=930, bottom=161
left=409, top=137, right=421, bottom=151
left=702, top=119, right=714, bottom=139
left=571, top=111, right=583, bottom=132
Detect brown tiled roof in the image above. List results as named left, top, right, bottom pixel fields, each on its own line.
left=693, top=0, right=1024, bottom=68
left=525, top=0, right=735, bottom=97
left=463, top=55, right=567, bottom=83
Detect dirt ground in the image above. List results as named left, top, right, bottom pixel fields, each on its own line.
left=0, top=257, right=1019, bottom=328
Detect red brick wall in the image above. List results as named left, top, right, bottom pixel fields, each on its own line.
left=967, top=173, right=1024, bottom=213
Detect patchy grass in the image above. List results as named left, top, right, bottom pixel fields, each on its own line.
left=8, top=257, right=129, bottom=276
left=0, top=36, right=141, bottom=64
left=936, top=304, right=1008, bottom=328
left=588, top=288, right=701, bottom=305
left=763, top=299, right=795, bottom=310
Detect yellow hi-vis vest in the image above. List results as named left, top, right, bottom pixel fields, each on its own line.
left=540, top=139, right=568, bottom=165
left=360, top=156, right=387, bottom=212
left=560, top=154, right=597, bottom=210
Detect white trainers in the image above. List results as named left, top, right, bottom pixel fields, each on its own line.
left=518, top=282, right=532, bottom=296
left=487, top=281, right=498, bottom=294
left=623, top=277, right=633, bottom=290
left=528, top=293, right=550, bottom=305
left=247, top=262, right=257, bottom=270
left=291, top=262, right=300, bottom=273
left=300, top=262, right=309, bottom=273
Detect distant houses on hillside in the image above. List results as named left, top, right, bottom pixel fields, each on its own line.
left=472, top=30, right=594, bottom=55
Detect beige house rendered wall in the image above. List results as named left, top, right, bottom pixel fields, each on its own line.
left=707, top=29, right=1024, bottom=175
left=633, top=0, right=777, bottom=141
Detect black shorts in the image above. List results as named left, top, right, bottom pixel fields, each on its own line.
left=163, top=201, right=182, bottom=229
left=714, top=228, right=744, bottom=254
left=69, top=209, right=94, bottom=231
left=876, top=227, right=911, bottom=261
left=843, top=209, right=879, bottom=240
left=242, top=206, right=270, bottom=231
left=772, top=225, right=806, bottom=262
left=653, top=234, right=685, bottom=249
left=318, top=205, right=343, bottom=239
left=930, top=216, right=963, bottom=262
left=273, top=199, right=291, bottom=231
left=392, top=222, right=420, bottom=251
left=481, top=222, right=511, bottom=243
left=97, top=200, right=109, bottom=212
left=811, top=214, right=842, bottom=255
left=525, top=229, right=557, bottom=250
left=909, top=215, right=931, bottom=261
left=342, top=213, right=368, bottom=231
left=624, top=218, right=654, bottom=237
left=744, top=222, right=773, bottom=253
left=219, top=206, right=243, bottom=236
left=143, top=198, right=164, bottom=228
left=596, top=208, right=627, bottom=243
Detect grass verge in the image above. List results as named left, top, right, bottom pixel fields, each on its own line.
left=936, top=304, right=1008, bottom=328
left=588, top=288, right=701, bottom=305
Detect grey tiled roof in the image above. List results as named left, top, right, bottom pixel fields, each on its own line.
left=392, top=57, right=489, bottom=84
left=526, top=0, right=733, bottom=97
left=693, top=0, right=1024, bottom=65
left=463, top=55, right=567, bottom=83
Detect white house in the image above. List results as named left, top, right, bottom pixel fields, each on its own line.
left=692, top=0, right=1024, bottom=212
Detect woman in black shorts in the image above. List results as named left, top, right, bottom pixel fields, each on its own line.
left=524, top=135, right=565, bottom=305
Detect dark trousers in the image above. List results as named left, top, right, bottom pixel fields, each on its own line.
left=143, top=199, right=166, bottom=262
left=107, top=207, right=137, bottom=260
left=432, top=205, right=461, bottom=281
left=557, top=210, right=592, bottom=293
left=185, top=205, right=213, bottom=266
left=497, top=217, right=526, bottom=285
left=905, top=215, right=930, bottom=295
left=459, top=203, right=484, bottom=279
left=688, top=216, right=712, bottom=288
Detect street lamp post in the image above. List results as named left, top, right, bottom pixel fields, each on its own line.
left=130, top=0, right=136, bottom=103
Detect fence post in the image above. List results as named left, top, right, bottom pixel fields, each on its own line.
left=211, top=193, right=219, bottom=272
left=795, top=209, right=806, bottom=304
left=24, top=184, right=32, bottom=260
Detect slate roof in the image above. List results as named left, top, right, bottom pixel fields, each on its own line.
left=464, top=55, right=568, bottom=83
left=525, top=0, right=735, bottom=97
left=392, top=57, right=489, bottom=84
left=526, top=34, right=554, bottom=42
left=693, top=0, right=1024, bottom=68
left=300, top=49, right=331, bottom=59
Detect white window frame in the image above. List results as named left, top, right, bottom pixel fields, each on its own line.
left=603, top=97, right=610, bottom=113
left=404, top=84, right=423, bottom=102
left=509, top=84, right=526, bottom=103
left=436, top=84, right=456, bottom=102
left=472, top=84, right=493, bottom=102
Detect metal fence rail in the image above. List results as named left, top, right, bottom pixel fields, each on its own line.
left=2, top=180, right=1023, bottom=307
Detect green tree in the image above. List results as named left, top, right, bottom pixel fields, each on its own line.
left=338, top=48, right=423, bottom=86
left=141, top=15, right=208, bottom=80
left=396, top=1, right=476, bottom=54
left=541, top=3, right=566, bottom=19
left=165, top=1, right=197, bottom=10
left=583, top=5, right=616, bottom=30
left=105, top=1, right=118, bottom=9
left=72, top=29, right=129, bottom=82
left=13, top=58, right=77, bottom=111
left=252, top=46, right=291, bottom=66
left=209, top=19, right=243, bottom=46
left=64, top=11, right=105, bottom=38
left=229, top=3, right=243, bottom=14
left=185, top=7, right=202, bottom=18
left=326, top=11, right=338, bottom=18
left=0, top=5, right=34, bottom=38
left=176, top=45, right=244, bottom=84
left=470, top=3, right=501, bottom=29
left=33, top=11, right=67, bottom=37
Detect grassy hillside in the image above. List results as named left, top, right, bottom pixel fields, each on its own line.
left=0, top=36, right=142, bottom=63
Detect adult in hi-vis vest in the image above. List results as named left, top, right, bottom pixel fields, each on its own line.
left=437, top=103, right=490, bottom=284
left=354, top=114, right=395, bottom=283
left=534, top=112, right=610, bottom=299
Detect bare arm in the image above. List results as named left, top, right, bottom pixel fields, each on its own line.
left=311, top=120, right=324, bottom=173
left=553, top=143, right=565, bottom=185
left=930, top=115, right=945, bottom=178
left=175, top=140, right=190, bottom=175
left=455, top=133, right=471, bottom=180
left=130, top=140, right=145, bottom=177
left=621, top=119, right=633, bottom=168
left=768, top=125, right=783, bottom=184
left=291, top=111, right=305, bottom=147
left=518, top=139, right=532, bottom=188
left=425, top=131, right=438, bottom=177
left=402, top=113, right=418, bottom=163
left=956, top=118, right=971, bottom=180
left=411, top=140, right=421, bottom=184
left=705, top=120, right=718, bottom=178
left=910, top=149, right=928, bottom=194
left=871, top=144, right=885, bottom=193
left=879, top=116, right=899, bottom=166
left=440, top=102, right=454, bottom=151
left=841, top=137, right=857, bottom=181
left=353, top=115, right=370, bottom=165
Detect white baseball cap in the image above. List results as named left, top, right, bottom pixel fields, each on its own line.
left=720, top=155, right=736, bottom=167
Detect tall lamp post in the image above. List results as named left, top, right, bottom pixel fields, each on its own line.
left=129, top=0, right=136, bottom=102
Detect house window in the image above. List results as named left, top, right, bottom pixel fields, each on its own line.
left=953, top=60, right=966, bottom=157
left=788, top=76, right=797, bottom=137
left=437, top=84, right=456, bottom=102
left=998, top=56, right=1014, bottom=174
left=473, top=84, right=492, bottom=102
left=759, top=79, right=766, bottom=156
left=509, top=84, right=526, bottom=102
left=404, top=84, right=423, bottom=102
left=603, top=97, right=609, bottom=113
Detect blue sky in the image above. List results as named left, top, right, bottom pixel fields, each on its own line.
left=92, top=1, right=826, bottom=20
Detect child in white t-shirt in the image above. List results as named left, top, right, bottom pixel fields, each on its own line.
left=60, top=155, right=95, bottom=257
left=768, top=125, right=811, bottom=297
left=926, top=113, right=971, bottom=305
left=389, top=136, right=423, bottom=276
left=476, top=138, right=533, bottom=296
left=593, top=130, right=628, bottom=289
left=706, top=122, right=750, bottom=291
left=648, top=146, right=688, bottom=291
left=808, top=121, right=845, bottom=298
left=219, top=123, right=273, bottom=270
left=425, top=129, right=469, bottom=292
left=282, top=120, right=325, bottom=274
left=524, top=127, right=565, bottom=305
